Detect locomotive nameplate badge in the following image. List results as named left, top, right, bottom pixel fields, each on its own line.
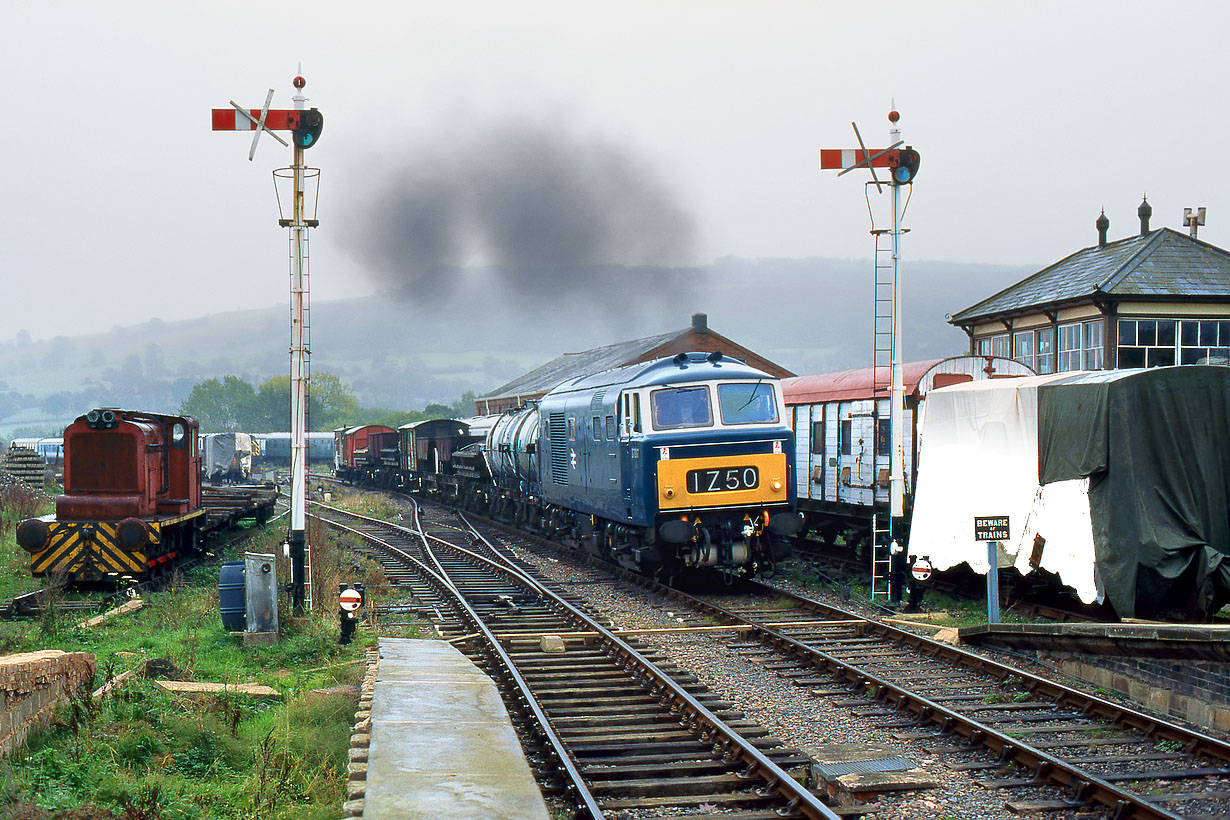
left=773, top=440, right=782, bottom=454
left=974, top=516, right=1010, bottom=541
left=660, top=447, right=670, bottom=460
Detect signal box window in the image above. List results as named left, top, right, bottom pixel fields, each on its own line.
left=651, top=386, right=712, bottom=430
left=717, top=382, right=778, bottom=425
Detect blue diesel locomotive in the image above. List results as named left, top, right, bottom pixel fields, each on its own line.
left=477, top=352, right=801, bottom=579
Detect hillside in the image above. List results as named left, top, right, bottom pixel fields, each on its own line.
left=0, top=256, right=1030, bottom=439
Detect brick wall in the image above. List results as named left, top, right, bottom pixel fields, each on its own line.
left=1042, top=652, right=1230, bottom=734
left=0, top=650, right=96, bottom=757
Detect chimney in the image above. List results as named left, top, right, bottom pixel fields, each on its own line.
left=1096, top=210, right=1109, bottom=247
left=692, top=312, right=708, bottom=333
left=1138, top=195, right=1152, bottom=235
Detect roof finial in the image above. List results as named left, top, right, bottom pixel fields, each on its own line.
left=1138, top=195, right=1152, bottom=235
left=1096, top=208, right=1110, bottom=247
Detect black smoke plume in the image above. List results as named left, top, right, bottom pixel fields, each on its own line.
left=345, top=118, right=698, bottom=306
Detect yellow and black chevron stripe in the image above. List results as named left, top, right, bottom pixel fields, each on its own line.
left=30, top=511, right=203, bottom=579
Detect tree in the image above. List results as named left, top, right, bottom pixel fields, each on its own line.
left=179, top=376, right=257, bottom=432
left=449, top=391, right=478, bottom=419
left=251, top=372, right=361, bottom=432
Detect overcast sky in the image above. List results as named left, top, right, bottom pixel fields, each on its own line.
left=4, top=1, right=1227, bottom=341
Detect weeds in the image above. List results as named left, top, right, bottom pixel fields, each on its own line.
left=0, top=480, right=49, bottom=537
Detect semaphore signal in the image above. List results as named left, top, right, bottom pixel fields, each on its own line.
left=210, top=74, right=324, bottom=615
left=820, top=108, right=921, bottom=601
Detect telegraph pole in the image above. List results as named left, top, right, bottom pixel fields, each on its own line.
left=212, top=74, right=324, bottom=613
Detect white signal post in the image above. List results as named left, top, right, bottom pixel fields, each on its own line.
left=212, top=74, right=323, bottom=615
left=820, top=110, right=920, bottom=536
left=288, top=76, right=310, bottom=615
left=887, top=112, right=906, bottom=525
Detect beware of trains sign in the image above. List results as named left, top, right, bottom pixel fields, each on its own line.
left=974, top=516, right=1010, bottom=542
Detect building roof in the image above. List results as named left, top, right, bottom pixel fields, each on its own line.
left=479, top=317, right=793, bottom=404
left=481, top=330, right=681, bottom=401
left=950, top=228, right=1230, bottom=326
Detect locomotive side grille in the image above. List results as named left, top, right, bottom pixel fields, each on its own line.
left=548, top=412, right=569, bottom=485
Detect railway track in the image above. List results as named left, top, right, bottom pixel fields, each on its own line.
left=502, top=518, right=1230, bottom=819
left=310, top=498, right=844, bottom=819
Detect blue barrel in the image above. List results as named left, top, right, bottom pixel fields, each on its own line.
left=219, top=561, right=246, bottom=631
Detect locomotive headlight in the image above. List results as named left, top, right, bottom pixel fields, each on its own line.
left=772, top=480, right=782, bottom=492
left=663, top=487, right=675, bottom=498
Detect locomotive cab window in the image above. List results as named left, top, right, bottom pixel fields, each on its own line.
left=650, top=386, right=712, bottom=430
left=171, top=422, right=188, bottom=449
left=717, top=382, right=778, bottom=425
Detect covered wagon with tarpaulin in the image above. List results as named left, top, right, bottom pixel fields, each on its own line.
left=908, top=366, right=1230, bottom=620
left=201, top=433, right=254, bottom=483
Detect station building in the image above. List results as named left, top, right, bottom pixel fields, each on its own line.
left=949, top=199, right=1230, bottom=372
left=475, top=313, right=794, bottom=415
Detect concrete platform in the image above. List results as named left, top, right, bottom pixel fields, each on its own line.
left=363, top=638, right=550, bottom=820
left=958, top=621, right=1230, bottom=660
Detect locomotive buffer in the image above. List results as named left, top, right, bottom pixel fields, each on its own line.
left=820, top=109, right=920, bottom=599
left=211, top=73, right=324, bottom=613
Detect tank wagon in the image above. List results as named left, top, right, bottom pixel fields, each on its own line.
left=16, top=409, right=277, bottom=585
left=783, top=355, right=1033, bottom=545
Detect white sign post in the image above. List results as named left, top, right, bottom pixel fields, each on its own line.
left=974, top=516, right=1009, bottom=624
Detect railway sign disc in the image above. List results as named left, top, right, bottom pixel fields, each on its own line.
left=340, top=588, right=362, bottom=611
left=911, top=559, right=933, bottom=581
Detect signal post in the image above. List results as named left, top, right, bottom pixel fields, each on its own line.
left=820, top=110, right=920, bottom=597
left=211, top=75, right=324, bottom=614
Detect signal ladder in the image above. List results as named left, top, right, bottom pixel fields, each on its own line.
left=869, top=230, right=894, bottom=601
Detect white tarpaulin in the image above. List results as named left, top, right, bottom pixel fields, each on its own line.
left=908, top=375, right=1101, bottom=604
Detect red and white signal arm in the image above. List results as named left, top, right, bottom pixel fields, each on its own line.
left=911, top=559, right=933, bottom=582
left=340, top=588, right=363, bottom=611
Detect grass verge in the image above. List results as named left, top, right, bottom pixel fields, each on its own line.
left=0, top=497, right=428, bottom=820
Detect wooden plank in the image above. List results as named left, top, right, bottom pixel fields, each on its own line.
left=78, top=598, right=144, bottom=629
left=156, top=680, right=281, bottom=698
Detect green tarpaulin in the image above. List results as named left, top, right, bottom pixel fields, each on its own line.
left=1038, top=367, right=1230, bottom=619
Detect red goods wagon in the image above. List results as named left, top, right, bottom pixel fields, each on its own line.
left=333, top=424, right=395, bottom=482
